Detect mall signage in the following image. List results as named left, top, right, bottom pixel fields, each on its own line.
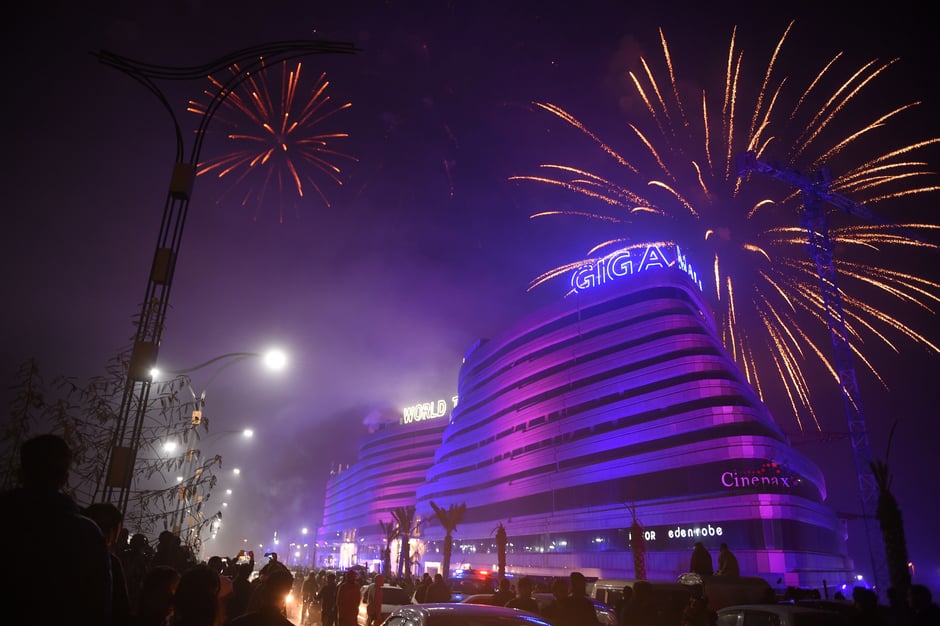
left=402, top=395, right=459, bottom=425
left=570, top=242, right=703, bottom=293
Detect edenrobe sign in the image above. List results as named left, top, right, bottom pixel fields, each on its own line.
left=570, top=243, right=704, bottom=293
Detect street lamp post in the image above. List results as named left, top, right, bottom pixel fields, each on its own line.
left=95, top=41, right=357, bottom=517
left=171, top=426, right=254, bottom=550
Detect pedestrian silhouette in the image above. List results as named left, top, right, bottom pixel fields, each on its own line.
left=132, top=565, right=180, bottom=626
left=541, top=577, right=569, bottom=623
left=123, top=532, right=156, bottom=614
left=0, top=433, right=112, bottom=626
left=555, top=571, right=597, bottom=626
left=153, top=529, right=193, bottom=574
left=505, top=576, right=540, bottom=614
left=230, top=567, right=295, bottom=626
left=909, top=584, right=940, bottom=626
left=492, top=576, right=515, bottom=606
left=172, top=563, right=223, bottom=626
left=689, top=542, right=714, bottom=578
left=425, top=573, right=451, bottom=603
left=335, top=570, right=360, bottom=626
left=85, top=502, right=133, bottom=626
left=716, top=542, right=740, bottom=577
left=315, top=572, right=338, bottom=626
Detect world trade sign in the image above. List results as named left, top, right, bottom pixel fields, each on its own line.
left=570, top=242, right=704, bottom=293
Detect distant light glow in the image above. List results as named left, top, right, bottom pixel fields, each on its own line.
left=263, top=350, right=288, bottom=371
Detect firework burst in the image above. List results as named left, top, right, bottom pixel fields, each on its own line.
left=188, top=58, right=356, bottom=223
left=511, top=21, right=940, bottom=432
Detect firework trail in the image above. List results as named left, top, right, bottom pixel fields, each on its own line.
left=188, top=58, right=357, bottom=223
left=512, top=21, right=940, bottom=432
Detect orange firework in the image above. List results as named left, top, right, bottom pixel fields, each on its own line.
left=188, top=58, right=356, bottom=222
left=512, top=21, right=940, bottom=432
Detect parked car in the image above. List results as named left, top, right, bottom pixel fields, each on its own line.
left=380, top=602, right=553, bottom=625
left=716, top=603, right=854, bottom=626
left=448, top=570, right=496, bottom=601
left=460, top=593, right=505, bottom=606
left=589, top=579, right=693, bottom=626
left=531, top=592, right=618, bottom=625
left=357, top=585, right=414, bottom=625
left=675, top=573, right=775, bottom=610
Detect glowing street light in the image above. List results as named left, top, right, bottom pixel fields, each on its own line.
left=151, top=349, right=288, bottom=426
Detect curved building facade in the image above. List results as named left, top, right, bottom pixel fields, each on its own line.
left=412, top=253, right=852, bottom=589
left=317, top=245, right=853, bottom=589
left=316, top=404, right=451, bottom=572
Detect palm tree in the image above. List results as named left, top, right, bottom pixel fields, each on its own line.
left=379, top=518, right=398, bottom=576
left=429, top=501, right=467, bottom=581
left=392, top=506, right=417, bottom=580
left=871, top=422, right=911, bottom=601
left=493, top=522, right=507, bottom=580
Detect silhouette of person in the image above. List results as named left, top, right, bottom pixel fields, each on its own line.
left=426, top=573, right=451, bottom=603
left=132, top=565, right=180, bottom=626
left=153, top=530, right=193, bottom=574
left=85, top=502, right=133, bottom=626
left=124, top=533, right=156, bottom=614
left=315, top=572, right=338, bottom=626
left=614, top=585, right=633, bottom=626
left=689, top=542, right=714, bottom=578
left=414, top=573, right=431, bottom=603
left=541, top=577, right=569, bottom=623
left=172, top=564, right=223, bottom=626
left=505, top=576, right=540, bottom=614
left=716, top=542, right=740, bottom=577
left=555, top=571, right=598, bottom=626
left=0, top=433, right=113, bottom=626
left=301, top=570, right=319, bottom=625
left=364, top=573, right=385, bottom=626
left=681, top=595, right=717, bottom=626
left=335, top=570, right=360, bottom=626
left=622, top=581, right=661, bottom=626
left=492, top=577, right=515, bottom=606
left=230, top=568, right=295, bottom=626
left=909, top=584, right=940, bottom=626
left=227, top=563, right=254, bottom=622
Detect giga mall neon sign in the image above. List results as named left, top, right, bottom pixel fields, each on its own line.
left=570, top=243, right=703, bottom=293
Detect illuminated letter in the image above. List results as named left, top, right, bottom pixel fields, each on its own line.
left=571, top=264, right=597, bottom=291
left=607, top=250, right=634, bottom=278
left=638, top=245, right=669, bottom=272
left=721, top=472, right=734, bottom=487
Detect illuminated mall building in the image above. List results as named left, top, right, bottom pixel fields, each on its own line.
left=315, top=243, right=853, bottom=589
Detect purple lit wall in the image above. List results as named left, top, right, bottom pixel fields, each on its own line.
left=318, top=253, right=853, bottom=589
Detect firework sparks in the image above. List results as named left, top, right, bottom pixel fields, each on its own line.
left=512, top=22, right=940, bottom=431
left=188, top=58, right=356, bottom=223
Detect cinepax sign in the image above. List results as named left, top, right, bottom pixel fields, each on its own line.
left=570, top=243, right=704, bottom=293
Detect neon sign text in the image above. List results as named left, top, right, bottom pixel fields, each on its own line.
left=570, top=243, right=703, bottom=293
left=721, top=471, right=795, bottom=488
left=402, top=395, right=459, bottom=425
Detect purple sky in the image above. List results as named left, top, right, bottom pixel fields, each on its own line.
left=5, top=0, right=939, bottom=589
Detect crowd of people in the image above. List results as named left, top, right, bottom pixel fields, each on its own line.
left=3, top=434, right=939, bottom=626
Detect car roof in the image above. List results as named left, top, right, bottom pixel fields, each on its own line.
left=718, top=604, right=842, bottom=615
left=390, top=602, right=552, bottom=621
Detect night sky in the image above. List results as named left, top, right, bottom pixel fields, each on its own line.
left=4, top=0, right=939, bottom=591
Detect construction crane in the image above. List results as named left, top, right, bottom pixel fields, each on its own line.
left=737, top=150, right=887, bottom=593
